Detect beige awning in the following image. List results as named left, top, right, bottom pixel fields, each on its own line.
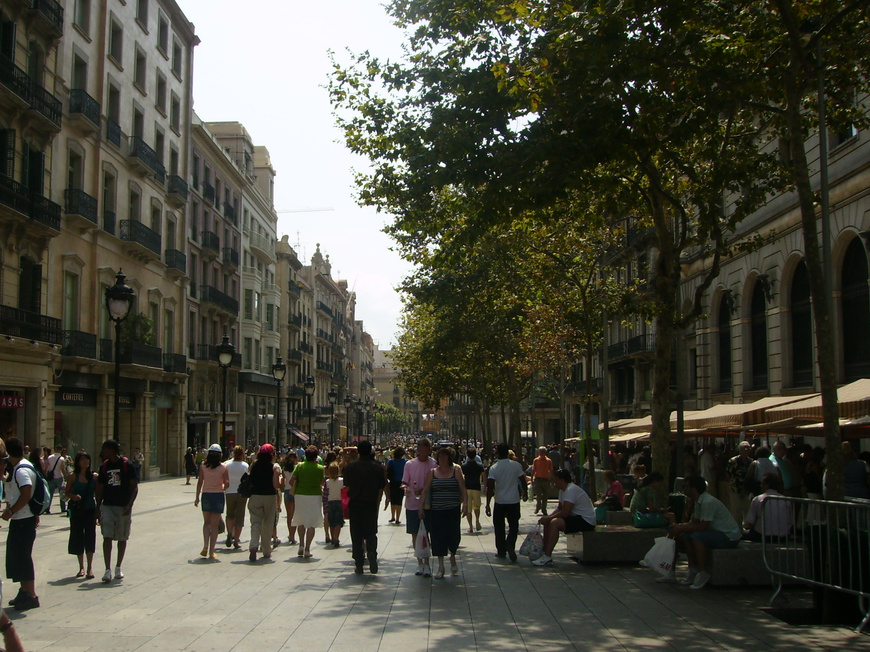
left=609, top=411, right=706, bottom=435
left=681, top=395, right=816, bottom=430
left=738, top=416, right=820, bottom=434
left=610, top=432, right=651, bottom=443
left=765, top=378, right=870, bottom=420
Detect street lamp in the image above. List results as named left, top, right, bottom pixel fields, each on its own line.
left=328, top=387, right=337, bottom=448
left=344, top=395, right=352, bottom=445
left=356, top=397, right=364, bottom=441
left=304, top=375, right=315, bottom=437
left=271, top=355, right=286, bottom=446
left=217, top=335, right=235, bottom=452
left=105, top=270, right=134, bottom=442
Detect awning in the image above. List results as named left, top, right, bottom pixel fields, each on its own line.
left=765, top=378, right=870, bottom=420
left=609, top=411, right=706, bottom=435
left=610, top=432, right=650, bottom=443
left=738, top=416, right=819, bottom=434
left=681, top=394, right=816, bottom=430
left=289, top=428, right=310, bottom=441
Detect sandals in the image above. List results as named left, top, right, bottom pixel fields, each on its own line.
left=75, top=570, right=85, bottom=578
left=434, top=569, right=445, bottom=579
left=298, top=545, right=305, bottom=558
left=451, top=560, right=459, bottom=575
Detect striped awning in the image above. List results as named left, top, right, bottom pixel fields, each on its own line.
left=680, top=394, right=816, bottom=430
left=289, top=428, right=310, bottom=441
left=765, top=378, right=870, bottom=421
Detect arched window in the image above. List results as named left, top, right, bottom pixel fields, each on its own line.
left=791, top=261, right=813, bottom=386
left=717, top=294, right=731, bottom=392
left=751, top=282, right=768, bottom=390
left=842, top=238, right=870, bottom=382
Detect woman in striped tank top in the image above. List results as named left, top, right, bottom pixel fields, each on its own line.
left=419, top=447, right=468, bottom=579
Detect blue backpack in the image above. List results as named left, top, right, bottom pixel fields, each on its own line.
left=14, top=461, right=50, bottom=516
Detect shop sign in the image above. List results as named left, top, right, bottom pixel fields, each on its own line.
left=0, top=396, right=24, bottom=409
left=55, top=388, right=97, bottom=407
left=119, top=393, right=136, bottom=410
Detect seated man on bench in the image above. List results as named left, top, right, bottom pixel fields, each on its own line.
left=532, top=469, right=596, bottom=566
left=743, top=472, right=794, bottom=543
left=661, top=475, right=741, bottom=589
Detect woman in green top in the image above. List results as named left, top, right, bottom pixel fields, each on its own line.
left=290, top=446, right=325, bottom=558
left=65, top=451, right=97, bottom=578
left=630, top=473, right=675, bottom=528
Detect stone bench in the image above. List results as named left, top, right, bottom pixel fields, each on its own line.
left=708, top=541, right=805, bottom=587
left=567, top=525, right=667, bottom=563
left=605, top=510, right=633, bottom=526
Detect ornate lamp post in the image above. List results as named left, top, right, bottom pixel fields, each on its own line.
left=328, top=387, right=337, bottom=448
left=105, top=270, right=134, bottom=441
left=271, top=356, right=286, bottom=446
left=304, top=375, right=316, bottom=437
left=217, top=335, right=235, bottom=451
left=356, top=397, right=364, bottom=441
left=344, top=395, right=352, bottom=445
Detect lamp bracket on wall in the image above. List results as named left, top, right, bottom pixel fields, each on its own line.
left=758, top=273, right=776, bottom=304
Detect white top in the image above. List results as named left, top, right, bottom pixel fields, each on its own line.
left=46, top=452, right=65, bottom=479
left=487, top=459, right=525, bottom=504
left=559, top=482, right=596, bottom=525
left=326, top=477, right=344, bottom=501
left=225, top=460, right=249, bottom=495
left=9, top=461, right=37, bottom=519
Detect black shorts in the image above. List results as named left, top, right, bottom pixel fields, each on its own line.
left=564, top=514, right=596, bottom=534
left=6, top=517, right=37, bottom=582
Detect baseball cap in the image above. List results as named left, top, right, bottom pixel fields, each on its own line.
left=259, top=443, right=275, bottom=455
left=209, top=444, right=222, bottom=453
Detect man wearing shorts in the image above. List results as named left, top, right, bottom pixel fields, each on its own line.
left=401, top=438, right=436, bottom=576
left=461, top=448, right=485, bottom=533
left=533, top=469, right=595, bottom=566
left=662, top=475, right=741, bottom=588
left=95, top=440, right=138, bottom=583
left=1, top=437, right=40, bottom=611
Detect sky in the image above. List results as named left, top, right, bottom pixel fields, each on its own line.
left=179, top=0, right=412, bottom=348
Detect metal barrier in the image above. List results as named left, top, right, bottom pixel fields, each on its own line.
left=762, top=495, right=870, bottom=633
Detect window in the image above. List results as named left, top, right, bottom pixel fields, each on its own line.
left=74, top=0, right=91, bottom=35
left=157, top=15, right=169, bottom=54
left=717, top=295, right=731, bottom=393
left=102, top=170, right=116, bottom=231
left=169, top=146, right=179, bottom=175
left=67, top=147, right=83, bottom=190
left=134, top=48, right=146, bottom=91
left=243, top=337, right=252, bottom=370
left=164, top=309, right=173, bottom=354
left=254, top=292, right=261, bottom=322
left=166, top=218, right=176, bottom=250
left=107, top=84, right=120, bottom=123
left=831, top=124, right=857, bottom=149
left=842, top=238, right=870, bottom=381
left=190, top=201, right=199, bottom=240
left=71, top=53, right=87, bottom=90
left=129, top=186, right=141, bottom=221
left=149, top=302, right=159, bottom=346
left=136, top=0, right=149, bottom=28
left=132, top=107, right=144, bottom=139
left=155, top=71, right=166, bottom=113
left=244, top=289, right=253, bottom=320
left=192, top=154, right=199, bottom=189
left=266, top=304, right=274, bottom=330
left=750, top=282, right=768, bottom=391
left=27, top=41, right=43, bottom=84
left=62, top=272, right=79, bottom=331
left=150, top=201, right=161, bottom=235
left=790, top=261, right=813, bottom=387
left=170, top=93, right=180, bottom=132
left=109, top=19, right=123, bottom=64
left=171, top=38, right=182, bottom=77
left=154, top=127, right=164, bottom=163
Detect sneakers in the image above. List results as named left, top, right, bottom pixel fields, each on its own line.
left=532, top=555, right=553, bottom=566
left=13, top=594, right=39, bottom=611
left=423, top=565, right=432, bottom=578
left=679, top=568, right=698, bottom=586
left=102, top=569, right=112, bottom=583
left=655, top=572, right=676, bottom=583
left=415, top=564, right=424, bottom=576
left=639, top=559, right=650, bottom=568
left=114, top=567, right=124, bottom=580
left=691, top=571, right=711, bottom=590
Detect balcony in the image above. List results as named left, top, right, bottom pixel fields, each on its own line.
left=287, top=349, right=302, bottom=363
left=241, top=265, right=261, bottom=283
left=626, top=334, right=656, bottom=356
left=163, top=353, right=186, bottom=374
left=316, top=301, right=333, bottom=318
left=262, top=282, right=280, bottom=297
left=203, top=181, right=215, bottom=205
left=0, top=305, right=62, bottom=344
left=288, top=281, right=301, bottom=298
left=106, top=119, right=121, bottom=147
left=222, top=247, right=239, bottom=269
left=315, top=328, right=333, bottom=343
left=64, top=188, right=98, bottom=229
left=288, top=313, right=302, bottom=329
left=316, top=359, right=332, bottom=372
left=67, top=89, right=100, bottom=134
left=201, top=230, right=220, bottom=259
left=120, top=219, right=161, bottom=260
left=299, top=341, right=313, bottom=355
left=164, top=249, right=186, bottom=277
left=0, top=173, right=60, bottom=234
left=199, top=285, right=239, bottom=316
left=0, top=55, right=62, bottom=131
left=223, top=201, right=236, bottom=223
left=103, top=209, right=116, bottom=236
left=30, top=0, right=64, bottom=39
left=61, top=330, right=96, bottom=359
left=166, top=175, right=188, bottom=206
left=128, top=137, right=166, bottom=182
left=248, top=231, right=275, bottom=263
left=119, top=341, right=162, bottom=368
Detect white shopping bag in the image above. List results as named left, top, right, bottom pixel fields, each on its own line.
left=414, top=520, right=430, bottom=559
left=643, top=536, right=676, bottom=578
left=519, top=526, right=544, bottom=561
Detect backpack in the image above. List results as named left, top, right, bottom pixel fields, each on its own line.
left=14, top=461, right=50, bottom=516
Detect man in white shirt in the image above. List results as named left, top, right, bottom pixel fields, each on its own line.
left=485, top=442, right=528, bottom=562
left=45, top=445, right=67, bottom=514
left=1, top=438, right=40, bottom=611
left=533, top=469, right=596, bottom=566
left=743, top=472, right=794, bottom=541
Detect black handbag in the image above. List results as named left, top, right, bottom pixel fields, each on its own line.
left=238, top=472, right=252, bottom=498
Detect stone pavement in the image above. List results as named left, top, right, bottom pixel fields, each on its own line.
left=1, top=477, right=865, bottom=651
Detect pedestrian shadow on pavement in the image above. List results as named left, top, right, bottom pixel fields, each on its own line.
left=47, top=576, right=85, bottom=587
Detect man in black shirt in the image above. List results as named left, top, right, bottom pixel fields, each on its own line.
left=95, top=440, right=138, bottom=583
left=343, top=440, right=386, bottom=574
left=462, top=449, right=485, bottom=533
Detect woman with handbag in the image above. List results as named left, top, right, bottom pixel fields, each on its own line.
left=594, top=470, right=625, bottom=523
left=418, top=447, right=467, bottom=579
left=629, top=472, right=675, bottom=528
left=194, top=445, right=230, bottom=560
left=65, top=451, right=97, bottom=578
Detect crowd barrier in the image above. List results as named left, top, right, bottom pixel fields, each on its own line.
left=762, top=495, right=870, bottom=633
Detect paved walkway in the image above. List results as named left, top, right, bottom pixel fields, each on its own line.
left=1, top=477, right=865, bottom=651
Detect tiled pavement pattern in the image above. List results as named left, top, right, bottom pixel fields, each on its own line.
left=1, top=477, right=864, bottom=651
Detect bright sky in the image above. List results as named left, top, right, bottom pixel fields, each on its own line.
left=180, top=0, right=411, bottom=348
